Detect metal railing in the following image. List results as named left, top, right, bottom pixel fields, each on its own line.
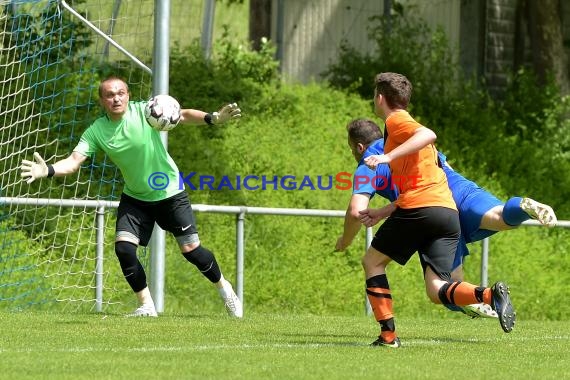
left=480, top=219, right=570, bottom=286
left=0, top=197, right=346, bottom=312
left=2, top=197, right=569, bottom=313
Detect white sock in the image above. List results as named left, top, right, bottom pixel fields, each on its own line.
left=136, top=287, right=155, bottom=306
left=216, top=274, right=226, bottom=289
left=217, top=276, right=231, bottom=297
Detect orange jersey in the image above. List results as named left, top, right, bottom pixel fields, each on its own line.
left=384, top=110, right=456, bottom=210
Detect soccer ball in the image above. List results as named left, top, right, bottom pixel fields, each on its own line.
left=144, top=94, right=181, bottom=131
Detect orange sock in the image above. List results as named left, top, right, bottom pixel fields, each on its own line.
left=483, top=288, right=492, bottom=304
left=366, top=274, right=397, bottom=342
left=440, top=281, right=492, bottom=306
left=367, top=286, right=393, bottom=321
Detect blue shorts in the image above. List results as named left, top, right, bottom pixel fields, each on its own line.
left=459, top=188, right=502, bottom=240
left=452, top=186, right=503, bottom=269
left=453, top=236, right=469, bottom=270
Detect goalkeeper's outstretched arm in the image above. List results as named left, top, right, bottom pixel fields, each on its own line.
left=180, top=103, right=241, bottom=126
left=21, top=151, right=87, bottom=184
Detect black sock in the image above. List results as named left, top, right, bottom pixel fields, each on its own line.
left=182, top=245, right=222, bottom=283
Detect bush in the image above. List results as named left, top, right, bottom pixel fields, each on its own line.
left=166, top=63, right=380, bottom=314
left=6, top=18, right=568, bottom=320
left=323, top=4, right=570, bottom=218
left=161, top=34, right=570, bottom=320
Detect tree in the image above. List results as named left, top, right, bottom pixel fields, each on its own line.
left=521, top=0, right=569, bottom=93
left=249, top=0, right=271, bottom=51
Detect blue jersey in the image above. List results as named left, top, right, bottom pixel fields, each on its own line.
left=352, top=139, right=503, bottom=269
left=439, top=154, right=502, bottom=244
left=352, top=139, right=398, bottom=202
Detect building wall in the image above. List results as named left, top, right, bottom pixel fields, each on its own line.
left=403, top=0, right=461, bottom=49
left=271, top=0, right=384, bottom=83
left=271, top=0, right=568, bottom=92
left=271, top=0, right=460, bottom=84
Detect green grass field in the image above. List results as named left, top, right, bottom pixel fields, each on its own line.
left=1, top=311, right=568, bottom=379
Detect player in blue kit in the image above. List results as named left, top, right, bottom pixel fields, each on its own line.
left=336, top=118, right=557, bottom=318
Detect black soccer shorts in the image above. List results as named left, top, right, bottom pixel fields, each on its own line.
left=371, top=206, right=460, bottom=280
left=116, top=191, right=198, bottom=247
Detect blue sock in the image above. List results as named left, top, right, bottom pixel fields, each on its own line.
left=502, top=197, right=531, bottom=226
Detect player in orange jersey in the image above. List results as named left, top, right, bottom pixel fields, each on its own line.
left=335, top=118, right=557, bottom=319
left=358, top=72, right=515, bottom=348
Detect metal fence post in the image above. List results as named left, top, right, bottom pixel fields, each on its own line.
left=201, top=0, right=216, bottom=59
left=148, top=0, right=171, bottom=313
left=481, top=237, right=489, bottom=287
left=95, top=206, right=105, bottom=312
left=365, top=226, right=373, bottom=315
left=236, top=209, right=246, bottom=307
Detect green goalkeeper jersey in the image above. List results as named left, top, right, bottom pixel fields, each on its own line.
left=74, top=101, right=183, bottom=202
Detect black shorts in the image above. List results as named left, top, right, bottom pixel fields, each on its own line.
left=371, top=206, right=460, bottom=280
left=116, top=192, right=198, bottom=247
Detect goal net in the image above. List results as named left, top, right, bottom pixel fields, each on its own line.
left=0, top=0, right=203, bottom=313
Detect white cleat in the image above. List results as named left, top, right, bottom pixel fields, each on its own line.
left=126, top=303, right=158, bottom=317
left=462, top=303, right=498, bottom=319
left=219, top=280, right=243, bottom=318
left=520, top=197, right=557, bottom=227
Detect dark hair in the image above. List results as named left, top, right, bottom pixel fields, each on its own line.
left=374, top=72, right=412, bottom=109
left=346, top=119, right=383, bottom=145
left=98, top=75, right=129, bottom=97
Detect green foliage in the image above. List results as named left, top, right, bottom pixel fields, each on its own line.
left=3, top=3, right=569, bottom=322
left=170, top=34, right=279, bottom=113
left=323, top=5, right=459, bottom=110
left=1, top=0, right=91, bottom=64
left=489, top=70, right=570, bottom=206
left=156, top=19, right=570, bottom=320
left=0, top=220, right=53, bottom=309
left=322, top=3, right=570, bottom=218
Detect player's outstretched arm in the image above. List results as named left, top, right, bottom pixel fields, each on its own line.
left=386, top=126, right=436, bottom=161
left=359, top=203, right=396, bottom=227
left=179, top=103, right=241, bottom=126
left=212, top=103, right=241, bottom=124
left=20, top=151, right=87, bottom=184
left=364, top=127, right=436, bottom=169
left=364, top=154, right=389, bottom=170
left=336, top=193, right=370, bottom=251
left=21, top=152, right=49, bottom=184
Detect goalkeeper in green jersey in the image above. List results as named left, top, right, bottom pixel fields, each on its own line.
left=20, top=76, right=243, bottom=318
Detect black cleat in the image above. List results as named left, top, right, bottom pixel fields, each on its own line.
left=491, top=282, right=516, bottom=333
left=370, top=336, right=401, bottom=348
